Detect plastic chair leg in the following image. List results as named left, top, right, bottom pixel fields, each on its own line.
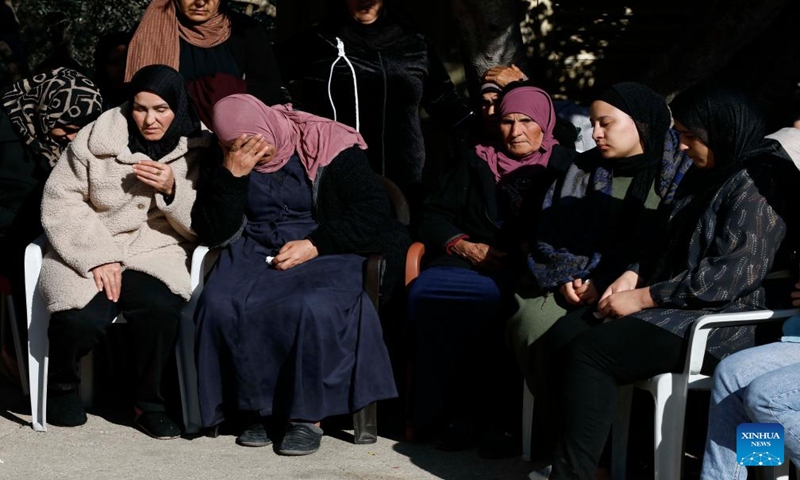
left=649, top=373, right=688, bottom=480
left=353, top=402, right=378, bottom=444
left=27, top=287, right=49, bottom=432
left=522, top=380, right=534, bottom=462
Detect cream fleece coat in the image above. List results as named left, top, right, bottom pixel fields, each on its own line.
left=39, top=106, right=211, bottom=313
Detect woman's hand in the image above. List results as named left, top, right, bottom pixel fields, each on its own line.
left=451, top=239, right=507, bottom=271
left=272, top=239, right=318, bottom=270
left=222, top=134, right=275, bottom=177
left=133, top=160, right=175, bottom=196
left=791, top=282, right=800, bottom=307
left=91, top=262, right=122, bottom=302
left=597, top=287, right=655, bottom=319
left=560, top=278, right=600, bottom=305
left=599, top=270, right=640, bottom=304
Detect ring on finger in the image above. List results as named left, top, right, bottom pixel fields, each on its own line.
left=155, top=169, right=162, bottom=176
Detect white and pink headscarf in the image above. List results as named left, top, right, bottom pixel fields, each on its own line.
left=212, top=94, right=367, bottom=180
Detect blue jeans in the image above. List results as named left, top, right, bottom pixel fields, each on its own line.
left=701, top=342, right=800, bottom=479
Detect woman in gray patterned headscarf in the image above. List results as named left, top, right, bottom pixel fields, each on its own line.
left=2, top=67, right=102, bottom=167
left=0, top=67, right=102, bottom=381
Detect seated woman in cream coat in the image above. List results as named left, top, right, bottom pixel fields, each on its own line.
left=39, top=65, right=210, bottom=439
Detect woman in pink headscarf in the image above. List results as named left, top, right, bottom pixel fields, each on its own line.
left=191, top=94, right=409, bottom=456
left=407, top=84, right=576, bottom=455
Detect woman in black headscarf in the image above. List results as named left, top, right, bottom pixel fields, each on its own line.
left=39, top=64, right=210, bottom=439
left=276, top=0, right=472, bottom=210
left=545, top=85, right=790, bottom=480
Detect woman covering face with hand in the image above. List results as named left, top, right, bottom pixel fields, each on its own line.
left=192, top=94, right=408, bottom=456
left=39, top=64, right=209, bottom=439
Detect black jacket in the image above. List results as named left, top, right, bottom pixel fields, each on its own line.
left=191, top=146, right=411, bottom=295
left=417, top=145, right=576, bottom=270
left=226, top=12, right=291, bottom=106
left=276, top=19, right=472, bottom=205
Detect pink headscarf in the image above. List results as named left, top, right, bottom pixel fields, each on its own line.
left=212, top=94, right=367, bottom=180
left=475, top=86, right=559, bottom=182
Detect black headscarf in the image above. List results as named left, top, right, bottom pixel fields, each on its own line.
left=333, top=1, right=408, bottom=50
left=671, top=84, right=771, bottom=198
left=1, top=67, right=102, bottom=167
left=595, top=82, right=671, bottom=204
left=649, top=85, right=773, bottom=282
left=127, top=64, right=200, bottom=160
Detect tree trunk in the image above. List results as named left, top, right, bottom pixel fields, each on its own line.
left=451, top=0, right=527, bottom=97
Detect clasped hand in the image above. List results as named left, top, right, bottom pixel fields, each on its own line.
left=596, top=270, right=654, bottom=319
left=560, top=278, right=599, bottom=305
left=133, top=160, right=175, bottom=196
left=451, top=239, right=507, bottom=271
left=271, top=239, right=318, bottom=270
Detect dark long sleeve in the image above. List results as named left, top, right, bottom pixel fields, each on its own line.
left=649, top=172, right=786, bottom=309
left=420, top=42, right=472, bottom=130
left=191, top=159, right=250, bottom=248
left=307, top=147, right=397, bottom=255
left=229, top=13, right=291, bottom=106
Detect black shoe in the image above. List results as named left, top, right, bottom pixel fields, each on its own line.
left=435, top=422, right=477, bottom=452
left=236, top=422, right=272, bottom=447
left=277, top=422, right=323, bottom=456
left=134, top=411, right=181, bottom=440
left=47, top=389, right=87, bottom=427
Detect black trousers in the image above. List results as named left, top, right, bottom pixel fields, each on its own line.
left=543, top=308, right=687, bottom=480
left=48, top=270, right=183, bottom=412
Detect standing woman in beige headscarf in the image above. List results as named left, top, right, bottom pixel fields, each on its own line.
left=126, top=0, right=290, bottom=127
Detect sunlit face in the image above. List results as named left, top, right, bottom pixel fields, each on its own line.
left=674, top=119, right=715, bottom=169
left=499, top=113, right=544, bottom=158
left=589, top=100, right=644, bottom=159
left=176, top=0, right=221, bottom=24
left=481, top=91, right=500, bottom=130
left=132, top=91, right=175, bottom=142
left=345, top=0, right=383, bottom=24
left=49, top=125, right=81, bottom=145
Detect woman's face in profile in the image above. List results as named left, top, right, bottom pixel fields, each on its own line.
left=499, top=113, right=544, bottom=158
left=132, top=91, right=175, bottom=142
left=674, top=120, right=716, bottom=169
left=177, top=0, right=221, bottom=24
left=590, top=100, right=644, bottom=159
left=346, top=0, right=383, bottom=24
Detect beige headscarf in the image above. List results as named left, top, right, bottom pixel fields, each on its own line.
left=125, top=0, right=231, bottom=82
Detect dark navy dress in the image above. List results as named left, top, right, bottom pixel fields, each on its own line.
left=195, top=156, right=397, bottom=426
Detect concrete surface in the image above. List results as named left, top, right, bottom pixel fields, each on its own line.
left=0, top=376, right=533, bottom=480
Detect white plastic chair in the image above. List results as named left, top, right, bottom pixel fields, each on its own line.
left=25, top=235, right=209, bottom=434
left=611, top=309, right=798, bottom=480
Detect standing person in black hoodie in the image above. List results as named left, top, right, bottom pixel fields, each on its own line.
left=125, top=0, right=291, bottom=128
left=276, top=0, right=472, bottom=212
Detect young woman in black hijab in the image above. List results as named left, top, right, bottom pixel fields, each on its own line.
left=546, top=85, right=790, bottom=480
left=40, top=65, right=210, bottom=439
